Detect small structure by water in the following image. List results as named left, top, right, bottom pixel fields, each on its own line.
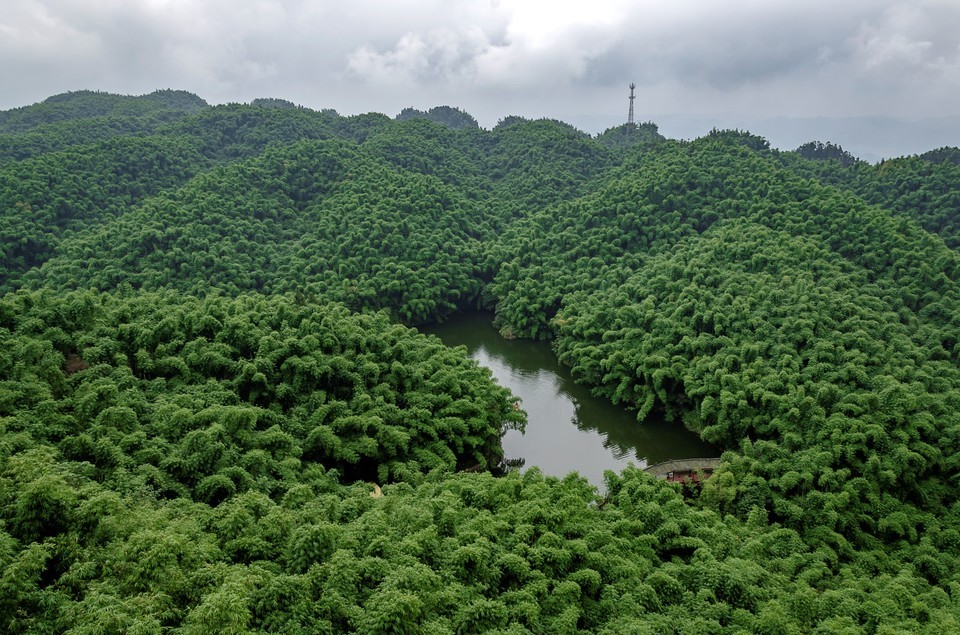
left=644, top=458, right=722, bottom=482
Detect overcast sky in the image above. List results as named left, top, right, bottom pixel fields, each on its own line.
left=2, top=0, right=959, bottom=154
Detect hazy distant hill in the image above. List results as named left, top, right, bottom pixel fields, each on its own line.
left=574, top=112, right=960, bottom=162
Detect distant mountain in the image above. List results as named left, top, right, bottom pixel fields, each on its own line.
left=573, top=112, right=960, bottom=163
left=657, top=116, right=960, bottom=163
left=0, top=89, right=207, bottom=134
left=396, top=105, right=479, bottom=130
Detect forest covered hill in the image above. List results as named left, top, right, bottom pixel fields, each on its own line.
left=2, top=90, right=960, bottom=632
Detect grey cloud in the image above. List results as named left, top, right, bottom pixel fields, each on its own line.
left=0, top=0, right=958, bottom=137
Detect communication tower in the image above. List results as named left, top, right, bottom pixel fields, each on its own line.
left=627, top=83, right=636, bottom=126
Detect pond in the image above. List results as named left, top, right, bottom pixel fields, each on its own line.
left=421, top=311, right=716, bottom=487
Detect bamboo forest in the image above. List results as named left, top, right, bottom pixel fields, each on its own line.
left=3, top=89, right=960, bottom=633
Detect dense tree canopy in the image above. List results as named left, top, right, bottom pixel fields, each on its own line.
left=595, top=122, right=665, bottom=151
left=396, top=106, right=480, bottom=130
left=778, top=144, right=960, bottom=248
left=2, top=90, right=960, bottom=632
left=0, top=90, right=207, bottom=135
left=795, top=141, right=861, bottom=166
left=0, top=136, right=211, bottom=292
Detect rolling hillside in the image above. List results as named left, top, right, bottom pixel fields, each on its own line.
left=2, top=91, right=959, bottom=632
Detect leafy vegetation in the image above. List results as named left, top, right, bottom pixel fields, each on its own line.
left=595, top=122, right=665, bottom=150
left=779, top=143, right=960, bottom=248
left=0, top=136, right=211, bottom=292
left=3, top=90, right=960, bottom=632
left=795, top=140, right=861, bottom=166
left=0, top=90, right=207, bottom=135
left=396, top=106, right=480, bottom=130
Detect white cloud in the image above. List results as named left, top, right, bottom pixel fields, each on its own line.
left=346, top=26, right=492, bottom=85
left=848, top=2, right=960, bottom=80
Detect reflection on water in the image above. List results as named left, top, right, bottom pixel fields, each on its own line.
left=421, top=311, right=715, bottom=487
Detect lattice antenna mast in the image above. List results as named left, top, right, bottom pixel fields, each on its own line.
left=627, top=83, right=636, bottom=126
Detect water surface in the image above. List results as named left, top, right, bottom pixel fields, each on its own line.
left=422, top=311, right=715, bottom=487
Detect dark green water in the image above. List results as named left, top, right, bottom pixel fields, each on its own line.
left=421, top=311, right=715, bottom=487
